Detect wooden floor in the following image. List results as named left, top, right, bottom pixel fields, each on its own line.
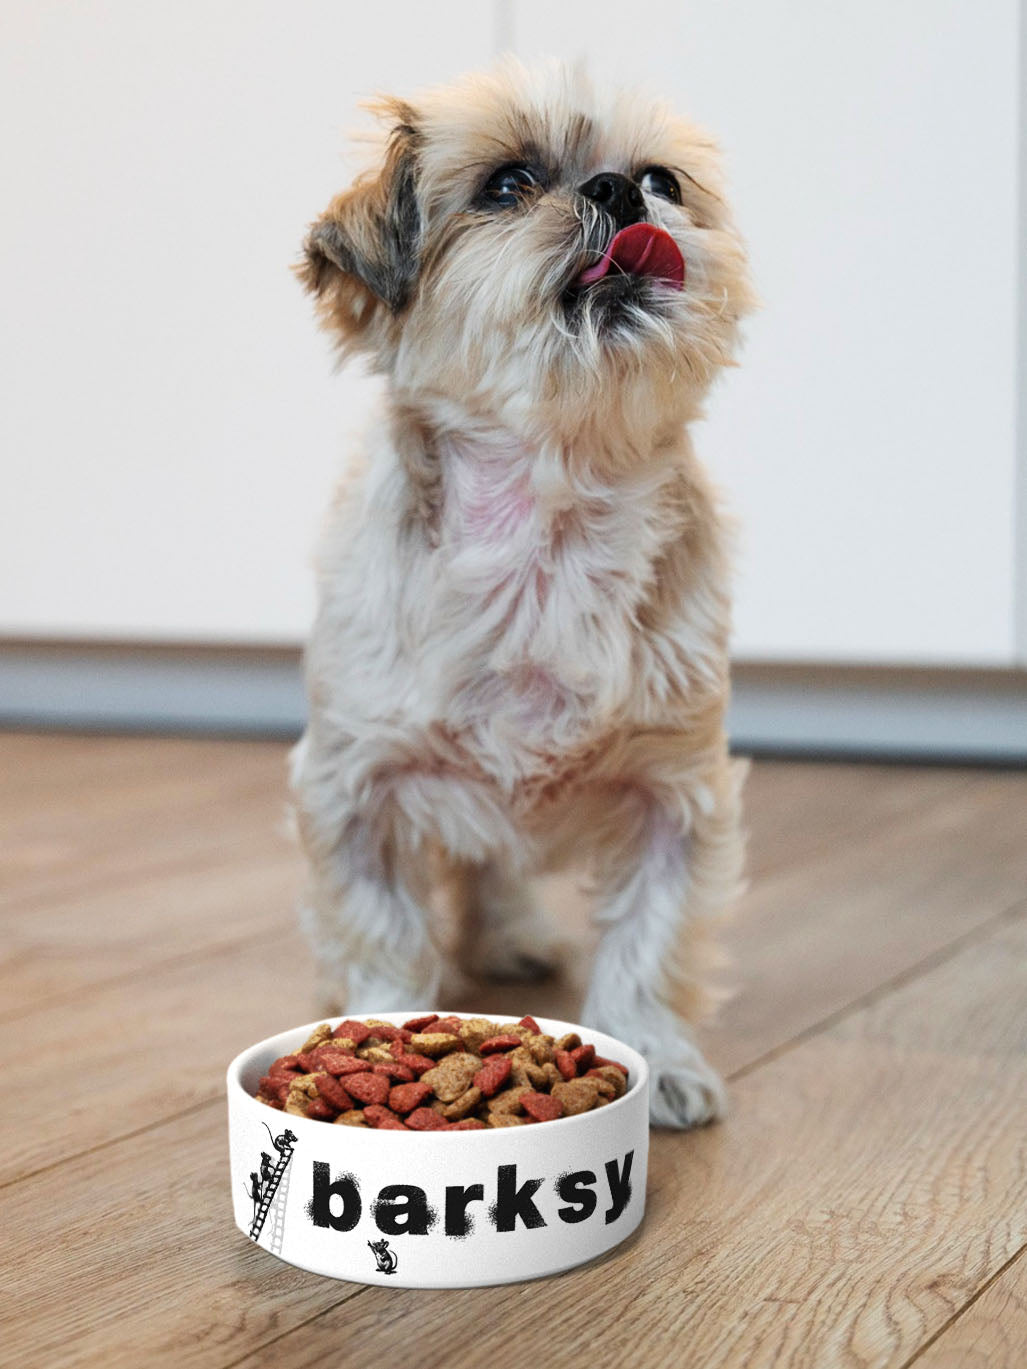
left=2, top=733, right=1026, bottom=1368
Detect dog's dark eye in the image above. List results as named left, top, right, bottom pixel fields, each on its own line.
left=482, top=164, right=540, bottom=209
left=639, top=167, right=681, bottom=204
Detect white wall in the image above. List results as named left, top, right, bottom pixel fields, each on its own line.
left=0, top=1, right=492, bottom=644
left=1, top=1, right=1024, bottom=666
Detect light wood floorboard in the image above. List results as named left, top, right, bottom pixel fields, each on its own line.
left=1, top=734, right=1024, bottom=1368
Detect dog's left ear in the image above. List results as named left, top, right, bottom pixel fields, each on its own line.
left=297, top=102, right=422, bottom=346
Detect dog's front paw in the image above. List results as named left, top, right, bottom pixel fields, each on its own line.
left=649, top=1053, right=726, bottom=1129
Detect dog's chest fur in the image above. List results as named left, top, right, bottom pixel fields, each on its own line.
left=412, top=431, right=690, bottom=784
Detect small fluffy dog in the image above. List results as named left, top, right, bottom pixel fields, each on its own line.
left=290, top=59, right=754, bottom=1127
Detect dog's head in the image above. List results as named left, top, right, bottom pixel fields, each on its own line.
left=299, top=59, right=753, bottom=434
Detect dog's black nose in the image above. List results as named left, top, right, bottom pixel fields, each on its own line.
left=578, top=172, right=646, bottom=229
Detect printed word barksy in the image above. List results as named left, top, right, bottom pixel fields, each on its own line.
left=308, top=1152, right=635, bottom=1239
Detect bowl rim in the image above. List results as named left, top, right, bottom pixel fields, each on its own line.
left=227, top=1010, right=649, bottom=1141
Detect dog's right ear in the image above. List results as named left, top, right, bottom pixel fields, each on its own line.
left=297, top=103, right=422, bottom=349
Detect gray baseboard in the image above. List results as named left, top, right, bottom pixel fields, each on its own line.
left=1, top=643, right=1025, bottom=762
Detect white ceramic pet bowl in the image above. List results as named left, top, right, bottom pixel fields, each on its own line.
left=227, top=1011, right=649, bottom=1288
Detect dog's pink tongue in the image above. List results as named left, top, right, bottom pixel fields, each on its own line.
left=577, top=223, right=685, bottom=288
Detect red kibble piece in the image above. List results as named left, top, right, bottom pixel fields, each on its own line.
left=306, top=1097, right=337, bottom=1121
left=269, top=1054, right=303, bottom=1073
left=372, top=1062, right=415, bottom=1082
left=592, top=1055, right=630, bottom=1077
left=520, top=1090, right=564, bottom=1122
left=473, top=1055, right=512, bottom=1098
left=389, top=1081, right=433, bottom=1114
left=313, top=1050, right=367, bottom=1077
left=315, top=1074, right=355, bottom=1111
left=394, top=1052, right=437, bottom=1077
left=554, top=1050, right=577, bottom=1081
left=479, top=1034, right=522, bottom=1054
left=518, top=1015, right=543, bottom=1035
left=344, top=1072, right=391, bottom=1107
left=402, top=1014, right=440, bottom=1032
left=569, top=1044, right=595, bottom=1073
left=364, top=1104, right=409, bottom=1130
left=405, top=1107, right=450, bottom=1131
left=431, top=1016, right=465, bottom=1036
left=258, top=1074, right=291, bottom=1106
left=295, top=1053, right=318, bottom=1072
left=365, top=1023, right=412, bottom=1044
left=332, top=1019, right=372, bottom=1044
left=446, top=1118, right=487, bottom=1130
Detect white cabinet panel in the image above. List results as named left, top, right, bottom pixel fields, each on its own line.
left=509, top=0, right=1021, bottom=664
left=0, top=1, right=493, bottom=643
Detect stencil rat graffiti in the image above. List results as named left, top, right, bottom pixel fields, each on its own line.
left=368, top=1238, right=399, bottom=1274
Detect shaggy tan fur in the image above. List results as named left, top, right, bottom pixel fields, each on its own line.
left=290, top=58, right=754, bottom=1127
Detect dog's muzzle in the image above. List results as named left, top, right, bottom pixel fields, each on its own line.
left=575, top=223, right=686, bottom=291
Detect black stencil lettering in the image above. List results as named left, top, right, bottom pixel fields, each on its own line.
left=307, top=1163, right=361, bottom=1232
left=604, top=1151, right=634, bottom=1225
left=489, top=1164, right=546, bottom=1232
left=371, top=1185, right=437, bottom=1236
left=554, top=1170, right=598, bottom=1224
left=444, top=1183, right=485, bottom=1238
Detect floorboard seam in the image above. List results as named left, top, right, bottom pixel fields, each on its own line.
left=0, top=1096, right=219, bottom=1195
left=216, top=1288, right=370, bottom=1369
left=898, top=1240, right=1027, bottom=1369
left=727, top=895, right=1027, bottom=1084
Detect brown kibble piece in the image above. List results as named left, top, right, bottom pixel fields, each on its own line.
left=587, top=1065, right=628, bottom=1098
left=284, top=1074, right=320, bottom=1116
left=299, top=1023, right=334, bottom=1054
left=540, top=1061, right=563, bottom=1089
left=333, top=1109, right=367, bottom=1126
left=421, top=1052, right=480, bottom=1101
left=458, top=1017, right=500, bottom=1052
left=447, top=1118, right=487, bottom=1130
left=408, top=1032, right=463, bottom=1057
left=555, top=1032, right=581, bottom=1052
left=487, top=1113, right=527, bottom=1127
left=436, top=1085, right=482, bottom=1120
left=487, top=1086, right=526, bottom=1116
left=357, top=1044, right=397, bottom=1065
left=552, top=1077, right=602, bottom=1115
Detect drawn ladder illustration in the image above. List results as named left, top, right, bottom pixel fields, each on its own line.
left=249, top=1126, right=297, bottom=1246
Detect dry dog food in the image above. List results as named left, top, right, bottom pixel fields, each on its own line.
left=256, top=1015, right=629, bottom=1130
